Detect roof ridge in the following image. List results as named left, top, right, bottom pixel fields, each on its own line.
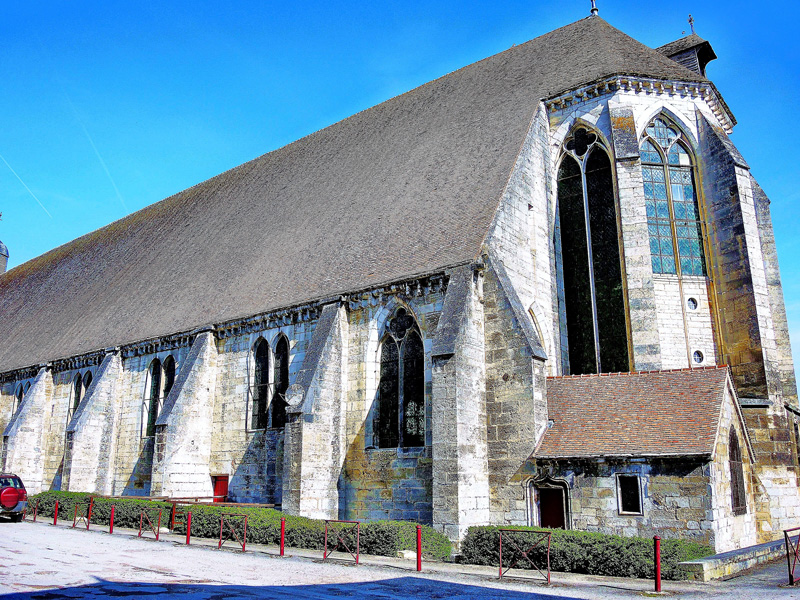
left=547, top=365, right=730, bottom=380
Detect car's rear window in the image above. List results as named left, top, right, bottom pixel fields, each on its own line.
left=0, top=477, right=23, bottom=488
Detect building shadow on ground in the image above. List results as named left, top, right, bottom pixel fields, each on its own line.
left=1, top=576, right=584, bottom=600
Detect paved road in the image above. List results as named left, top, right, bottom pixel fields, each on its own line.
left=2, top=521, right=799, bottom=599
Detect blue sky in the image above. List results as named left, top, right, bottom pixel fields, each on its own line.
left=3, top=1, right=799, bottom=379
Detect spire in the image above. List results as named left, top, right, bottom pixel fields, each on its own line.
left=590, top=0, right=599, bottom=16
left=688, top=14, right=695, bottom=34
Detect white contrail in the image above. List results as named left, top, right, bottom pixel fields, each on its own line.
left=0, top=154, right=53, bottom=218
left=66, top=96, right=127, bottom=211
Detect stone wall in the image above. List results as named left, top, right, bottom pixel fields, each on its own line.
left=534, top=457, right=716, bottom=546
left=342, top=289, right=444, bottom=524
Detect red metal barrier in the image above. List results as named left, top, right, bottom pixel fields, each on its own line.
left=185, top=512, right=192, bottom=545
left=138, top=508, right=162, bottom=541
left=416, top=525, right=422, bottom=572
left=784, top=527, right=800, bottom=585
left=654, top=535, right=662, bottom=592
left=280, top=517, right=285, bottom=556
left=218, top=514, right=248, bottom=552
left=72, top=502, right=92, bottom=529
left=498, top=529, right=551, bottom=583
left=109, top=505, right=115, bottom=534
left=52, top=500, right=59, bottom=526
left=323, top=520, right=360, bottom=565
left=24, top=499, right=39, bottom=522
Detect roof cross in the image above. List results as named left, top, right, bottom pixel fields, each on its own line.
left=688, top=14, right=695, bottom=34
left=590, top=0, right=599, bottom=16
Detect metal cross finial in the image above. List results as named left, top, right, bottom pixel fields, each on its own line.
left=590, top=0, right=599, bottom=16
left=688, top=14, right=695, bottom=34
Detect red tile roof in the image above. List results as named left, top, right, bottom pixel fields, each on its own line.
left=536, top=366, right=731, bottom=459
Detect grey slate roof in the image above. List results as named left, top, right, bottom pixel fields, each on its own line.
left=656, top=33, right=710, bottom=57
left=0, top=16, right=709, bottom=373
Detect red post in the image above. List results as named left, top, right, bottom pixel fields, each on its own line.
left=186, top=512, right=192, bottom=545
left=53, top=500, right=59, bottom=526
left=416, top=525, right=422, bottom=572
left=87, top=498, right=93, bottom=530
left=109, top=505, right=115, bottom=534
left=242, top=517, right=247, bottom=553
left=654, top=535, right=662, bottom=592
left=139, top=510, right=143, bottom=537
left=356, top=523, right=360, bottom=565
left=280, top=518, right=285, bottom=556
left=156, top=510, right=161, bottom=542
left=73, top=504, right=78, bottom=528
left=324, top=521, right=328, bottom=560
left=219, top=516, right=224, bottom=549
left=33, top=499, right=39, bottom=522
left=499, top=531, right=503, bottom=578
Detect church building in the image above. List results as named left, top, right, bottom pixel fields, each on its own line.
left=1, top=12, right=797, bottom=552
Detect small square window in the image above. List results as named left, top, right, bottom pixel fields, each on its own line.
left=617, top=475, right=643, bottom=515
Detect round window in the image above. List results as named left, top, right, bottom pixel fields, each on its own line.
left=693, top=350, right=704, bottom=364
left=687, top=297, right=698, bottom=310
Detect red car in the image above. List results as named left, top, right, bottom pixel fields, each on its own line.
left=0, top=473, right=27, bottom=522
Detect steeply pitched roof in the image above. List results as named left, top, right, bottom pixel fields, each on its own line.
left=537, top=367, right=731, bottom=459
left=0, top=17, right=709, bottom=373
left=656, top=33, right=710, bottom=58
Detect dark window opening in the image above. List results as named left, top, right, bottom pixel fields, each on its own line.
left=586, top=150, right=629, bottom=373
left=375, top=308, right=425, bottom=448
left=252, top=339, right=270, bottom=430
left=272, top=336, right=289, bottom=429
left=617, top=475, right=642, bottom=514
left=558, top=154, right=596, bottom=375
left=729, top=428, right=747, bottom=516
left=162, top=356, right=176, bottom=400
left=72, top=373, right=83, bottom=411
left=144, top=359, right=162, bottom=438
left=83, top=371, right=93, bottom=393
left=557, top=131, right=629, bottom=375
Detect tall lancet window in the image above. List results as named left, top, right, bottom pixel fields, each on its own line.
left=374, top=308, right=425, bottom=448
left=641, top=117, right=706, bottom=276
left=142, top=359, right=162, bottom=438
left=272, top=336, right=289, bottom=429
left=556, top=127, right=629, bottom=375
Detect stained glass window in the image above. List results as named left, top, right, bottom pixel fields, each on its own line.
left=375, top=308, right=425, bottom=448
left=557, top=128, right=629, bottom=375
left=143, top=359, right=162, bottom=437
left=641, top=118, right=706, bottom=276
left=272, top=336, right=289, bottom=429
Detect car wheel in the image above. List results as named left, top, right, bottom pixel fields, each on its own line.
left=10, top=513, right=23, bottom=522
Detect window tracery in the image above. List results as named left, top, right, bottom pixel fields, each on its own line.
left=556, top=127, right=629, bottom=375
left=640, top=117, right=706, bottom=276
left=374, top=308, right=425, bottom=448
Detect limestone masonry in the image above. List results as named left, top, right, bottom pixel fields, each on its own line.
left=1, top=15, right=797, bottom=552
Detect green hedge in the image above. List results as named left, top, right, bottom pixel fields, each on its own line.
left=28, top=491, right=451, bottom=561
left=460, top=526, right=713, bottom=580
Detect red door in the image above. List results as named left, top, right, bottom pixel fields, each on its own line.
left=212, top=476, right=229, bottom=502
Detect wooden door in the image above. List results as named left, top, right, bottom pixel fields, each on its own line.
left=538, top=487, right=566, bottom=529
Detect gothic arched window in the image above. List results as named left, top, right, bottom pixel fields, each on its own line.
left=83, top=370, right=93, bottom=393
left=72, top=373, right=83, bottom=411
left=641, top=117, right=706, bottom=277
left=162, top=356, right=176, bottom=401
left=13, top=384, right=24, bottom=415
left=729, top=427, right=747, bottom=515
left=272, top=336, right=289, bottom=429
left=252, top=339, right=270, bottom=430
left=556, top=127, right=629, bottom=375
left=142, top=359, right=162, bottom=438
left=374, top=308, right=425, bottom=448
